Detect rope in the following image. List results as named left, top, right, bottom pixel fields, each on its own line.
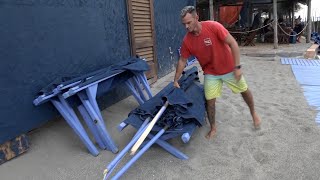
left=277, top=22, right=309, bottom=36
left=229, top=21, right=273, bottom=34
left=229, top=21, right=309, bottom=37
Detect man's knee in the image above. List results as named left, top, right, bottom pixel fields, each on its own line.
left=206, top=98, right=216, bottom=108
left=240, top=88, right=251, bottom=95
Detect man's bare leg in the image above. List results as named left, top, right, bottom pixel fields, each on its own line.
left=205, top=98, right=217, bottom=139
left=241, top=89, right=261, bottom=129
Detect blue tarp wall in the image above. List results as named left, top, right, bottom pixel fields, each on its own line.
left=0, top=0, right=131, bottom=144
left=154, top=0, right=195, bottom=77
left=0, top=0, right=194, bottom=144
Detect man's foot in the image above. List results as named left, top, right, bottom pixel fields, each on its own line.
left=205, top=127, right=216, bottom=139
left=253, top=112, right=261, bottom=129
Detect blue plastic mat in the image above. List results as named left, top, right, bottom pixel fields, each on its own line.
left=281, top=58, right=320, bottom=66
left=302, top=86, right=320, bottom=124
left=291, top=66, right=320, bottom=85
left=302, top=86, right=320, bottom=110
left=289, top=63, right=320, bottom=124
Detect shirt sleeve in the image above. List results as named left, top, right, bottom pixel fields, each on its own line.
left=180, top=38, right=191, bottom=59
left=212, top=21, right=229, bottom=41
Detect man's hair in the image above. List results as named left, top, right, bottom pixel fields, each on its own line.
left=180, top=6, right=196, bottom=18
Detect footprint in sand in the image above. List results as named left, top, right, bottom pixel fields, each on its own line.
left=262, top=142, right=276, bottom=151
left=256, top=130, right=266, bottom=136
left=300, top=126, right=312, bottom=133
left=252, top=151, right=269, bottom=164
left=240, top=129, right=251, bottom=137
left=231, top=140, right=243, bottom=154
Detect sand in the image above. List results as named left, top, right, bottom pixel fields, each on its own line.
left=1, top=41, right=320, bottom=180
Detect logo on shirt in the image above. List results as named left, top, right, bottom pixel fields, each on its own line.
left=203, top=38, right=212, bottom=46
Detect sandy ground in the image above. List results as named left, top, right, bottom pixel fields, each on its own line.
left=1, top=41, right=320, bottom=180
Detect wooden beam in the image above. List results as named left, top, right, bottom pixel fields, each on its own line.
left=304, top=44, right=319, bottom=59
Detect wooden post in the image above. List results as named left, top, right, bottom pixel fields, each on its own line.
left=306, top=0, right=311, bottom=43
left=312, top=16, right=315, bottom=33
left=249, top=3, right=252, bottom=28
left=316, top=17, right=319, bottom=32
left=209, top=0, right=214, bottom=20
left=292, top=3, right=295, bottom=28
left=273, top=0, right=278, bottom=49
left=215, top=1, right=219, bottom=21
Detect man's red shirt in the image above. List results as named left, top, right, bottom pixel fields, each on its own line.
left=181, top=21, right=235, bottom=75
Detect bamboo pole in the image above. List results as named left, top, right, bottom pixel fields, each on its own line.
left=130, top=101, right=169, bottom=155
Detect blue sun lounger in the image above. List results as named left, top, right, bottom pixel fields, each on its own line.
left=33, top=58, right=152, bottom=156
left=103, top=67, right=206, bottom=179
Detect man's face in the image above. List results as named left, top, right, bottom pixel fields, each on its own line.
left=181, top=13, right=198, bottom=33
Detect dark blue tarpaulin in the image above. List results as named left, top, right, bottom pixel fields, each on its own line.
left=125, top=67, right=206, bottom=132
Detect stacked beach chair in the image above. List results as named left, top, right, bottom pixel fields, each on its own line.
left=33, top=57, right=152, bottom=156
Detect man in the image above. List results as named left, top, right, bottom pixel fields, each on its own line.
left=173, top=6, right=261, bottom=139
left=293, top=16, right=304, bottom=43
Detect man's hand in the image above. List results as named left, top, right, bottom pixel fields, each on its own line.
left=173, top=81, right=180, bottom=88
left=234, top=69, right=242, bottom=82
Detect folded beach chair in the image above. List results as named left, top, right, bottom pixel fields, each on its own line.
left=33, top=58, right=152, bottom=156
left=243, top=31, right=257, bottom=46
left=103, top=66, right=206, bottom=179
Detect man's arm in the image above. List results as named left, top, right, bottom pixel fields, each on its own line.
left=173, top=56, right=188, bottom=88
left=224, top=33, right=242, bottom=81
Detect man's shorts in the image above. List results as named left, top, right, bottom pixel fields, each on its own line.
left=204, top=72, right=248, bottom=100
